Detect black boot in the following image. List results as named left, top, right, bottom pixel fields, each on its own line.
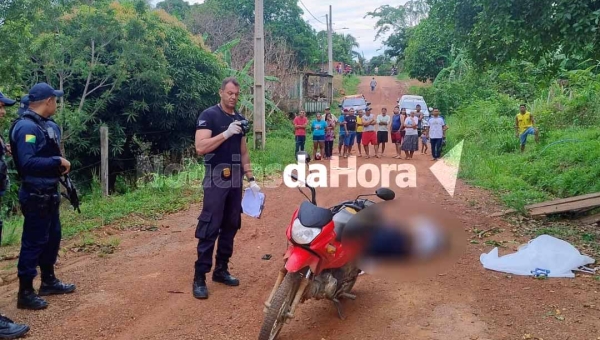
left=17, top=278, right=48, bottom=310
left=0, top=315, right=29, bottom=339
left=212, top=262, right=239, bottom=286
left=192, top=272, right=208, bottom=299
left=38, top=265, right=76, bottom=296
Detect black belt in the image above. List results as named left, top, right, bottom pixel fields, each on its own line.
left=22, top=184, right=59, bottom=195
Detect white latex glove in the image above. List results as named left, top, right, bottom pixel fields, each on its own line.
left=249, top=180, right=261, bottom=197
left=223, top=121, right=242, bottom=140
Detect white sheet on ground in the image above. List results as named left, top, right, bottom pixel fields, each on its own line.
left=241, top=188, right=265, bottom=218
left=480, top=234, right=595, bottom=278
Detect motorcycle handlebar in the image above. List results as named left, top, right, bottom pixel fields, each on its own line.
left=289, top=173, right=317, bottom=205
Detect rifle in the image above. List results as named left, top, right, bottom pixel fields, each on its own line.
left=59, top=172, right=81, bottom=214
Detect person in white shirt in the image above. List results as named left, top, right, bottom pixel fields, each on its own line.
left=401, top=110, right=419, bottom=159
left=376, top=108, right=390, bottom=158
left=428, top=108, right=448, bottom=160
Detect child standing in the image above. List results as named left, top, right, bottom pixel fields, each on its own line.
left=421, top=126, right=429, bottom=155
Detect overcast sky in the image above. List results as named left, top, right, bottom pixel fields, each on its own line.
left=150, top=0, right=404, bottom=60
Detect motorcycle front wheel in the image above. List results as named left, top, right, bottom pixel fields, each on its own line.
left=258, top=272, right=302, bottom=340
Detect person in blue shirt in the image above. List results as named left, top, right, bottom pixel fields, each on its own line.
left=0, top=92, right=31, bottom=339
left=311, top=113, right=327, bottom=159
left=9, top=83, right=76, bottom=311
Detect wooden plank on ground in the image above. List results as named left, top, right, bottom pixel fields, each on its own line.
left=525, top=192, right=600, bottom=210
left=528, top=197, right=600, bottom=216
left=578, top=213, right=600, bottom=225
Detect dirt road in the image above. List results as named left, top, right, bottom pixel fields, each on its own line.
left=0, top=76, right=598, bottom=340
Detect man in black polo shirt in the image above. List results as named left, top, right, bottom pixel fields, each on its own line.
left=193, top=77, right=261, bottom=299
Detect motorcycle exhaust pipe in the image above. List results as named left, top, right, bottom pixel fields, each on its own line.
left=263, top=267, right=287, bottom=313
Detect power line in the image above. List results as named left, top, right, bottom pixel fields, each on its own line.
left=299, top=0, right=326, bottom=26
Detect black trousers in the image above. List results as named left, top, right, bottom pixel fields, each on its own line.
left=324, top=141, right=333, bottom=158
left=195, top=174, right=243, bottom=275
left=17, top=187, right=61, bottom=280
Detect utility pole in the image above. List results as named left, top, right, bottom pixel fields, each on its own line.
left=327, top=6, right=333, bottom=76
left=100, top=126, right=109, bottom=197
left=253, top=0, right=266, bottom=150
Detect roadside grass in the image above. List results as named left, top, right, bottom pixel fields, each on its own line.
left=446, top=104, right=600, bottom=211
left=397, top=72, right=410, bottom=80
left=340, top=75, right=360, bottom=97
left=0, top=136, right=295, bottom=248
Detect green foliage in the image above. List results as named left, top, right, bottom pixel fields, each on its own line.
left=420, top=59, right=600, bottom=210
left=340, top=75, right=360, bottom=98
left=404, top=17, right=452, bottom=82
left=365, top=1, right=428, bottom=59
left=201, top=0, right=320, bottom=66
left=427, top=0, right=600, bottom=69
left=156, top=0, right=190, bottom=20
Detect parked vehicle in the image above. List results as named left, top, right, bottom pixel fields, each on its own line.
left=258, top=154, right=395, bottom=340
left=398, top=95, right=430, bottom=119
left=338, top=94, right=370, bottom=113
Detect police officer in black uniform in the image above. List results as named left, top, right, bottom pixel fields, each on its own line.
left=9, top=83, right=76, bottom=310
left=0, top=92, right=31, bottom=338
left=193, top=77, right=261, bottom=299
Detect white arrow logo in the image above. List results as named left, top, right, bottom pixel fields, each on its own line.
left=429, top=140, right=464, bottom=197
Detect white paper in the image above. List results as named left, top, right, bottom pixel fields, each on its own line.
left=242, top=188, right=265, bottom=218
left=480, top=235, right=595, bottom=278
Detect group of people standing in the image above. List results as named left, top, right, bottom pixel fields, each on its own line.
left=293, top=104, right=448, bottom=161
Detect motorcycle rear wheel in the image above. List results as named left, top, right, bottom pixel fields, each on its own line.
left=258, top=272, right=302, bottom=340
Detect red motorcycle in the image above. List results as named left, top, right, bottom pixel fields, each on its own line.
left=258, top=169, right=395, bottom=340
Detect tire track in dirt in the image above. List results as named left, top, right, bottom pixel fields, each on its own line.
left=0, top=76, right=597, bottom=340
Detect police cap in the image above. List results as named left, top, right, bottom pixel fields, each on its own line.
left=17, top=95, right=29, bottom=116
left=0, top=92, right=16, bottom=106
left=28, top=83, right=64, bottom=102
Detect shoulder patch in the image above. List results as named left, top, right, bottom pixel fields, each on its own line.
left=25, top=134, right=36, bottom=143
left=197, top=119, right=207, bottom=127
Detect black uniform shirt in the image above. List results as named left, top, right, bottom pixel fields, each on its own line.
left=196, top=104, right=246, bottom=169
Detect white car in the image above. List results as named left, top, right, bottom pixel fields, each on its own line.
left=398, top=95, right=430, bottom=120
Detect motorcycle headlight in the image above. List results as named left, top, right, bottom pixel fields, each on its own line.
left=291, top=218, right=322, bottom=245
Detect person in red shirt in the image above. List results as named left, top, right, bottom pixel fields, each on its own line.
left=293, top=110, right=308, bottom=156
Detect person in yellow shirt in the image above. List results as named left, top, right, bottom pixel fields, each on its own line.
left=355, top=109, right=364, bottom=157
left=515, top=104, right=539, bottom=152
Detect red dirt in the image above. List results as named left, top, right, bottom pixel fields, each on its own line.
left=0, top=76, right=598, bottom=340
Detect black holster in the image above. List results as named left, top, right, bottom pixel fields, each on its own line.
left=22, top=192, right=60, bottom=218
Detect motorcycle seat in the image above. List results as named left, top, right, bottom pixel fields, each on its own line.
left=298, top=201, right=333, bottom=228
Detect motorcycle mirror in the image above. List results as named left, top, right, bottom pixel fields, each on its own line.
left=296, top=151, right=311, bottom=164
left=375, top=188, right=395, bottom=201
